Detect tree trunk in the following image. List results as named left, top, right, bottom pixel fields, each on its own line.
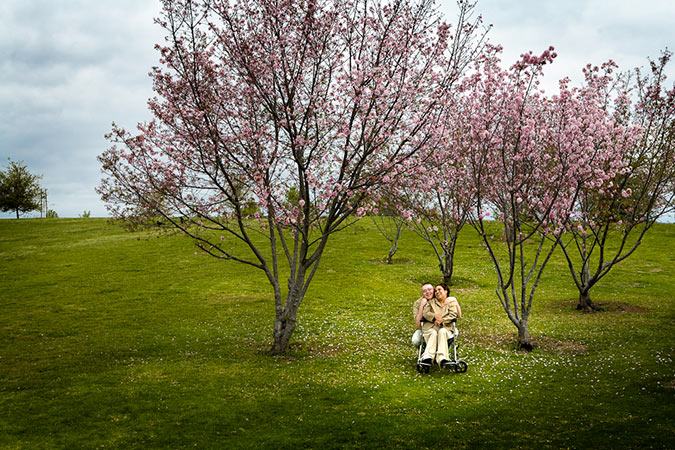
left=517, top=319, right=533, bottom=351
left=269, top=272, right=307, bottom=355
left=387, top=240, right=397, bottom=264
left=386, top=221, right=402, bottom=264
left=270, top=314, right=297, bottom=356
left=576, top=262, right=597, bottom=312
left=577, top=289, right=595, bottom=312
left=442, top=264, right=453, bottom=286
left=16, top=209, right=19, bottom=219
left=442, top=246, right=455, bottom=286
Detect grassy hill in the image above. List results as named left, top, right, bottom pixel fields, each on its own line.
left=1, top=218, right=673, bottom=449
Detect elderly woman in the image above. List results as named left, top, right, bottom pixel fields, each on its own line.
left=419, top=283, right=460, bottom=367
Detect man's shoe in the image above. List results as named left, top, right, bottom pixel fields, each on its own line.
left=439, top=359, right=451, bottom=368
left=420, top=358, right=432, bottom=366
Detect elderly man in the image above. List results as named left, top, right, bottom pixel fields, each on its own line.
left=412, top=283, right=435, bottom=329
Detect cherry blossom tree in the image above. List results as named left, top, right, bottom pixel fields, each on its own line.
left=381, top=0, right=489, bottom=282
left=459, top=46, right=561, bottom=350
left=397, top=152, right=473, bottom=285
left=558, top=51, right=675, bottom=311
left=97, top=0, right=487, bottom=355
left=370, top=193, right=406, bottom=264
left=455, top=46, right=632, bottom=349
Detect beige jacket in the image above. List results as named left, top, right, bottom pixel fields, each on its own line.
left=412, top=297, right=424, bottom=319
left=422, top=297, right=458, bottom=331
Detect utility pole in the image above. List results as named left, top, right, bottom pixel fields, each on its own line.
left=40, top=189, right=48, bottom=218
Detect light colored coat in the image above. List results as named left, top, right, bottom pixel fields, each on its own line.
left=412, top=297, right=424, bottom=319
left=422, top=297, right=458, bottom=331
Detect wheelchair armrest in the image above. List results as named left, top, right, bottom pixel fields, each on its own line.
left=447, top=322, right=459, bottom=340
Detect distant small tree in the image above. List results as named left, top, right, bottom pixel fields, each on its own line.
left=370, top=193, right=406, bottom=264
left=46, top=209, right=59, bottom=219
left=79, top=210, right=92, bottom=218
left=0, top=159, right=43, bottom=219
left=398, top=156, right=472, bottom=285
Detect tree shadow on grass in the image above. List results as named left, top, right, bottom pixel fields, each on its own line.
left=367, top=257, right=415, bottom=265
left=552, top=299, right=649, bottom=314
left=407, top=273, right=480, bottom=290
left=251, top=340, right=347, bottom=361
left=589, top=301, right=650, bottom=314
left=467, top=332, right=588, bottom=355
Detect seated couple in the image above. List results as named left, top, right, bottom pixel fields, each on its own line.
left=412, top=282, right=462, bottom=368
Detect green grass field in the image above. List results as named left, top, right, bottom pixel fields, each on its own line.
left=1, top=218, right=673, bottom=449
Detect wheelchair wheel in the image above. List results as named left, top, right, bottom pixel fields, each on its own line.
left=416, top=363, right=430, bottom=374
left=454, top=360, right=468, bottom=373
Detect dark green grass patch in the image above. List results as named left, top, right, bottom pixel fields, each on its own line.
left=0, top=218, right=673, bottom=449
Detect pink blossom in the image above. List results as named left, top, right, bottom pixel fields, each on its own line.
left=96, top=0, right=513, bottom=353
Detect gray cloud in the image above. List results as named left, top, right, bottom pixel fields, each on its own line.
left=0, top=0, right=163, bottom=218
left=450, top=0, right=675, bottom=92
left=1, top=0, right=673, bottom=218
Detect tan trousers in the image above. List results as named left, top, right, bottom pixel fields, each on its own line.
left=421, top=326, right=451, bottom=365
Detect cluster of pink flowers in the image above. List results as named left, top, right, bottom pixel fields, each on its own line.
left=97, top=0, right=673, bottom=290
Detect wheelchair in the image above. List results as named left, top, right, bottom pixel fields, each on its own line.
left=415, top=320, right=468, bottom=374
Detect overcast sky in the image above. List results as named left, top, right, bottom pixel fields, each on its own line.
left=1, top=0, right=673, bottom=219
